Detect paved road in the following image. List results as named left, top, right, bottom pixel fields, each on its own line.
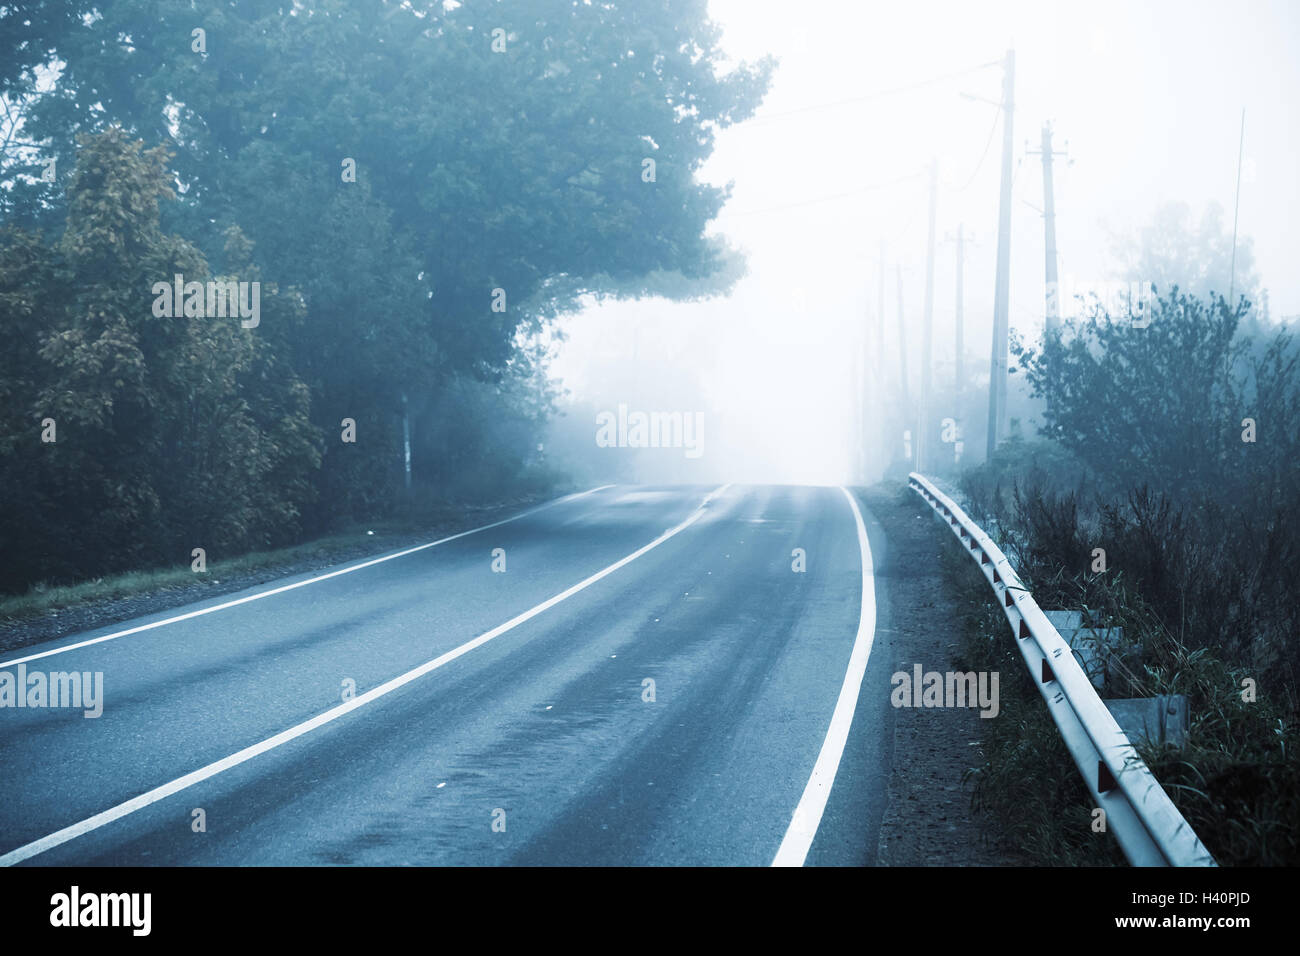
left=0, top=484, right=899, bottom=866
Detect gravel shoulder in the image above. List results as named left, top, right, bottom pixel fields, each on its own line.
left=860, top=484, right=1026, bottom=866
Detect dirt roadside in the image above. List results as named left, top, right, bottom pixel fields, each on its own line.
left=860, top=484, right=1027, bottom=866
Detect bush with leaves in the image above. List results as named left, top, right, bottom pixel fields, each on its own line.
left=0, top=129, right=321, bottom=590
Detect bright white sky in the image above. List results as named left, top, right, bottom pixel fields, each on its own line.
left=551, top=0, right=1300, bottom=485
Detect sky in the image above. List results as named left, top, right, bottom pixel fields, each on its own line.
left=549, top=0, right=1300, bottom=485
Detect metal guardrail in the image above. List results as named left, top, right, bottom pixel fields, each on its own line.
left=908, top=472, right=1217, bottom=867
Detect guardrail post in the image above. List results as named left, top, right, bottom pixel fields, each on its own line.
left=1105, top=696, right=1189, bottom=749
left=907, top=471, right=1215, bottom=866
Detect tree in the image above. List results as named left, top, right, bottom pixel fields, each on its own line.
left=2, top=0, right=771, bottom=519
left=1014, top=289, right=1298, bottom=508
left=0, top=128, right=320, bottom=590
left=1110, top=200, right=1260, bottom=311
left=0, top=0, right=773, bottom=591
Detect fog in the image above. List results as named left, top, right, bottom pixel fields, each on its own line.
left=3, top=0, right=1296, bottom=588
left=549, top=0, right=1300, bottom=485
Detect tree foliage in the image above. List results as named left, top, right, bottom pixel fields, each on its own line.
left=1110, top=200, right=1259, bottom=312
left=1, top=128, right=320, bottom=587
left=1014, top=290, right=1299, bottom=507
left=0, top=1, right=770, bottom=590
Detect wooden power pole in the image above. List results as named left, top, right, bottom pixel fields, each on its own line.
left=877, top=240, right=886, bottom=383
left=943, top=225, right=973, bottom=394
left=896, top=264, right=910, bottom=411
left=955, top=223, right=966, bottom=391
left=1029, top=122, right=1064, bottom=333
left=986, top=49, right=1015, bottom=460
left=919, top=158, right=938, bottom=472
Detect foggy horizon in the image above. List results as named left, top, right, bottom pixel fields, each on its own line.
left=551, top=0, right=1299, bottom=486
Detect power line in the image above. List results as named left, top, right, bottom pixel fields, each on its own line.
left=949, top=107, right=1001, bottom=193
left=720, top=58, right=1010, bottom=224
left=716, top=170, right=925, bottom=219
left=1229, top=108, right=1246, bottom=307
left=738, top=60, right=1001, bottom=128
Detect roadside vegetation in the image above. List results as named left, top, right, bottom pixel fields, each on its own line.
left=0, top=486, right=567, bottom=635
left=0, top=3, right=771, bottom=600
left=943, top=290, right=1300, bottom=866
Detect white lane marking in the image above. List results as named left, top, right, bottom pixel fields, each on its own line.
left=0, top=484, right=731, bottom=866
left=0, top=485, right=617, bottom=669
left=771, top=486, right=877, bottom=867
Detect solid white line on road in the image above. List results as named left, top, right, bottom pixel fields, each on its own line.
left=0, top=485, right=616, bottom=669
left=771, top=486, right=878, bottom=867
left=0, top=484, right=731, bottom=866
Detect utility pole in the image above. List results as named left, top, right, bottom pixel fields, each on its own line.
left=955, top=224, right=966, bottom=391
left=877, top=241, right=888, bottom=471
left=942, top=225, right=974, bottom=394
left=896, top=263, right=910, bottom=412
left=986, top=48, right=1015, bottom=461
left=851, top=339, right=863, bottom=483
left=919, top=158, right=938, bottom=472
left=877, top=240, right=886, bottom=384
left=1229, top=108, right=1246, bottom=309
left=1028, top=122, right=1066, bottom=333
left=858, top=276, right=872, bottom=483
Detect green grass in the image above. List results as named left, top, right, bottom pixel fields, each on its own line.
left=929, top=487, right=1299, bottom=866
left=0, top=491, right=560, bottom=627
left=936, top=523, right=1127, bottom=866
left=1, top=528, right=398, bottom=625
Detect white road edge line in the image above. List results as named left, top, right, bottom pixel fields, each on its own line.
left=771, top=486, right=877, bottom=867
left=0, top=483, right=730, bottom=866
left=0, top=485, right=617, bottom=669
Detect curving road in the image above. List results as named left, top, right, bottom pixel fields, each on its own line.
left=0, top=484, right=900, bottom=866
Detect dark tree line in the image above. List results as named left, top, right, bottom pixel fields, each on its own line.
left=0, top=1, right=772, bottom=591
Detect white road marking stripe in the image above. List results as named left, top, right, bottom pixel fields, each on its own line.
left=771, top=486, right=877, bottom=867
left=0, top=484, right=729, bottom=866
left=0, top=485, right=616, bottom=669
